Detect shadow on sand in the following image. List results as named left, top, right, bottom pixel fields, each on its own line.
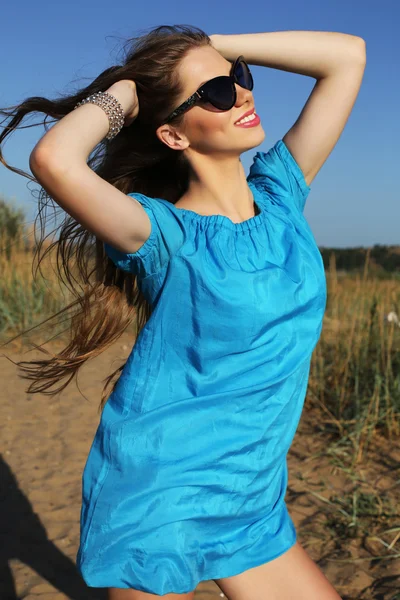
left=0, top=454, right=107, bottom=599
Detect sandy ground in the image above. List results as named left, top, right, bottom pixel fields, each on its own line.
left=1, top=330, right=399, bottom=600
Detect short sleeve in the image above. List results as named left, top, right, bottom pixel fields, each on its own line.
left=248, top=139, right=311, bottom=213
left=104, top=193, right=186, bottom=279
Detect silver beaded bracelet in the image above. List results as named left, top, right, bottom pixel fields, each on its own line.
left=74, top=91, right=126, bottom=141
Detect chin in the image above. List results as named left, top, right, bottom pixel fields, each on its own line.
left=243, top=130, right=266, bottom=153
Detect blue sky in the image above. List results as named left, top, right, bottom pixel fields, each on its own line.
left=0, top=0, right=398, bottom=248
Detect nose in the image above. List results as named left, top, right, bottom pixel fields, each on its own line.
left=234, top=82, right=253, bottom=107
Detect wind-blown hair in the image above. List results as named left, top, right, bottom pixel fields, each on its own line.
left=0, top=24, right=211, bottom=412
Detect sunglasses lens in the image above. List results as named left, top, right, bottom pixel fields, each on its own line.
left=204, top=77, right=235, bottom=110
left=198, top=58, right=253, bottom=112
left=235, top=60, right=254, bottom=90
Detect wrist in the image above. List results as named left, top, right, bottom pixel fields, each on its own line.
left=209, top=34, right=222, bottom=49
left=209, top=35, right=233, bottom=61
left=107, top=80, right=136, bottom=117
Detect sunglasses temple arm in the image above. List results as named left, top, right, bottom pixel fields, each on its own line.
left=165, top=91, right=202, bottom=123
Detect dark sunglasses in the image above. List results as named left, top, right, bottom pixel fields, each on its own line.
left=161, top=55, right=254, bottom=125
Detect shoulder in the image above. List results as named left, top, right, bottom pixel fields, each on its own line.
left=104, top=192, right=188, bottom=279
left=248, top=140, right=311, bottom=214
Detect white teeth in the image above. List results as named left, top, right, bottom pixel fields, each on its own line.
left=235, top=112, right=256, bottom=125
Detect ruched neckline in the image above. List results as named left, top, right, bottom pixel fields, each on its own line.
left=158, top=180, right=264, bottom=231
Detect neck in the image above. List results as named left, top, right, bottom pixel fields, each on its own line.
left=177, top=152, right=255, bottom=220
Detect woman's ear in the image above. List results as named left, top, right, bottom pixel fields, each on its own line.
left=155, top=124, right=189, bottom=151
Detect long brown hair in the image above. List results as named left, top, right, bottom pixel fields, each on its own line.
left=0, top=24, right=211, bottom=413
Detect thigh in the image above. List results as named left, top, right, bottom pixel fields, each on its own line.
left=214, top=540, right=342, bottom=600
left=108, top=587, right=195, bottom=600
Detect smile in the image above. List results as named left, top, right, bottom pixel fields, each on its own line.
left=234, top=111, right=261, bottom=128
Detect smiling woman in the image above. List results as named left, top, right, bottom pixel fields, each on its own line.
left=0, top=22, right=365, bottom=600
left=153, top=43, right=266, bottom=218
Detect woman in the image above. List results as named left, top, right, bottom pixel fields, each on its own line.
left=1, top=24, right=366, bottom=600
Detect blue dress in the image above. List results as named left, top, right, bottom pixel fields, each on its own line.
left=76, top=139, right=327, bottom=594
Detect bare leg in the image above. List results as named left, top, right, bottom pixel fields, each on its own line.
left=108, top=587, right=195, bottom=600
left=214, top=540, right=342, bottom=600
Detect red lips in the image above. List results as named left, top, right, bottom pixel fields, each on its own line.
left=234, top=107, right=255, bottom=124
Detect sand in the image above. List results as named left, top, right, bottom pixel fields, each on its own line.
left=1, top=330, right=399, bottom=599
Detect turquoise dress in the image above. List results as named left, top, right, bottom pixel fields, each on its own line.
left=76, top=139, right=327, bottom=594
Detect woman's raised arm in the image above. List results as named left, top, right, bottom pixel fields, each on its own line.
left=29, top=81, right=149, bottom=255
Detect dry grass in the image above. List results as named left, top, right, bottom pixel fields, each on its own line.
left=307, top=249, right=400, bottom=463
